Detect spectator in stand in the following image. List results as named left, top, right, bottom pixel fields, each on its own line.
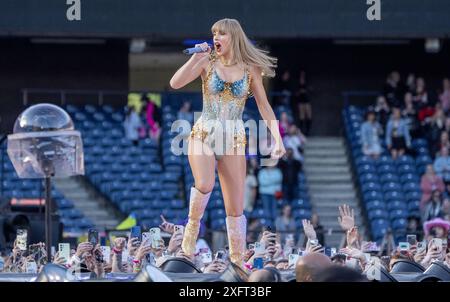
left=374, top=95, right=391, bottom=128
left=405, top=73, right=416, bottom=94
left=278, top=147, right=302, bottom=202
left=413, top=77, right=429, bottom=109
left=432, top=131, right=450, bottom=159
left=360, top=110, right=383, bottom=159
left=425, top=104, right=446, bottom=155
left=439, top=78, right=450, bottom=114
left=178, top=100, right=194, bottom=125
left=177, top=100, right=194, bottom=137
left=283, top=125, right=306, bottom=163
left=275, top=204, right=296, bottom=244
left=402, top=92, right=420, bottom=138
left=144, top=96, right=161, bottom=143
left=279, top=111, right=292, bottom=138
left=244, top=164, right=258, bottom=213
left=385, top=107, right=411, bottom=159
left=294, top=70, right=312, bottom=135
left=433, top=146, right=450, bottom=185
left=383, top=71, right=403, bottom=107
left=123, top=106, right=142, bottom=146
left=420, top=164, right=445, bottom=209
left=258, top=164, right=283, bottom=219
left=276, top=70, right=293, bottom=106
left=422, top=190, right=446, bottom=222
left=444, top=117, right=450, bottom=135
left=423, top=218, right=450, bottom=242
left=406, top=216, right=422, bottom=241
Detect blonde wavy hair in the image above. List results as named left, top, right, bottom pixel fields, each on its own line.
left=211, top=18, right=277, bottom=78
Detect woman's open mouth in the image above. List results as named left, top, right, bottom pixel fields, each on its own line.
left=215, top=42, right=222, bottom=53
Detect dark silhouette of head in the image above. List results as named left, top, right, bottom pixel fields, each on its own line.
left=314, top=265, right=368, bottom=282
left=295, top=253, right=332, bottom=282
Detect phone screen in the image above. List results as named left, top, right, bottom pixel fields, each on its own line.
left=130, top=226, right=142, bottom=240
left=406, top=235, right=417, bottom=246
left=58, top=243, right=70, bottom=264
left=253, top=257, right=263, bottom=269
left=100, top=246, right=111, bottom=264
left=16, top=229, right=28, bottom=251
left=141, top=232, right=151, bottom=247
left=88, top=229, right=99, bottom=247
left=150, top=228, right=161, bottom=248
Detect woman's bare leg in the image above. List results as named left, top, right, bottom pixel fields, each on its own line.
left=188, top=137, right=216, bottom=193
left=181, top=137, right=216, bottom=255
left=217, top=150, right=247, bottom=265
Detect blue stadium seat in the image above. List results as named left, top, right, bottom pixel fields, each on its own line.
left=377, top=164, right=396, bottom=174
left=400, top=173, right=420, bottom=184
left=364, top=190, right=384, bottom=201
left=368, top=209, right=388, bottom=221
left=395, top=155, right=415, bottom=166
left=386, top=200, right=407, bottom=211
left=382, top=182, right=402, bottom=192
left=389, top=209, right=408, bottom=220
left=398, top=164, right=416, bottom=175
left=293, top=209, right=312, bottom=220
left=291, top=199, right=311, bottom=210
left=384, top=191, right=404, bottom=201
left=379, top=173, right=399, bottom=184
left=405, top=191, right=421, bottom=202
left=366, top=200, right=386, bottom=211
left=359, top=173, right=379, bottom=184
left=376, top=156, right=395, bottom=166
left=361, top=182, right=382, bottom=193
left=392, top=218, right=407, bottom=230
left=211, top=208, right=227, bottom=220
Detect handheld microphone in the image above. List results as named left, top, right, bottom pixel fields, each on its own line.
left=183, top=45, right=210, bottom=55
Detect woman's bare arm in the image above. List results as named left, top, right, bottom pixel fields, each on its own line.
left=169, top=43, right=210, bottom=89
left=250, top=66, right=283, bottom=145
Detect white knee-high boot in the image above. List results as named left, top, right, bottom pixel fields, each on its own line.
left=226, top=215, right=247, bottom=266
left=181, top=187, right=211, bottom=256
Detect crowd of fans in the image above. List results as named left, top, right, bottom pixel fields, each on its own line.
left=361, top=72, right=450, bottom=231
left=0, top=203, right=448, bottom=281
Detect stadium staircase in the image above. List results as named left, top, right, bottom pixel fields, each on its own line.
left=53, top=176, right=123, bottom=230
left=303, top=137, right=366, bottom=247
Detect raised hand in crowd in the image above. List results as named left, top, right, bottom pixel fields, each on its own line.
left=338, top=204, right=355, bottom=231
left=203, top=260, right=227, bottom=273
left=260, top=230, right=277, bottom=247
left=159, top=215, right=175, bottom=234
left=75, top=242, right=94, bottom=258
left=52, top=252, right=66, bottom=266
left=346, top=226, right=360, bottom=249
left=420, top=240, right=443, bottom=268
left=111, top=237, right=126, bottom=273
left=167, top=231, right=183, bottom=255
left=127, top=237, right=140, bottom=257
left=302, top=219, right=317, bottom=241
left=176, top=249, right=194, bottom=262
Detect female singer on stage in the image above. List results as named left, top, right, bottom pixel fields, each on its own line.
left=170, top=18, right=285, bottom=266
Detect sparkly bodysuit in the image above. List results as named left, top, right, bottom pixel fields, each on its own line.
left=190, top=55, right=252, bottom=159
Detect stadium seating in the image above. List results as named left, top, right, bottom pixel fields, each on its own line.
left=343, top=105, right=426, bottom=243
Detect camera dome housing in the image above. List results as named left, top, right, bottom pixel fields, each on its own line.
left=7, top=103, right=84, bottom=178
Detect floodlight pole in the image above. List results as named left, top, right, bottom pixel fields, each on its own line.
left=44, top=177, right=52, bottom=263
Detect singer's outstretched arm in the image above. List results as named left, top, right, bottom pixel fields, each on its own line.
left=170, top=49, right=210, bottom=89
